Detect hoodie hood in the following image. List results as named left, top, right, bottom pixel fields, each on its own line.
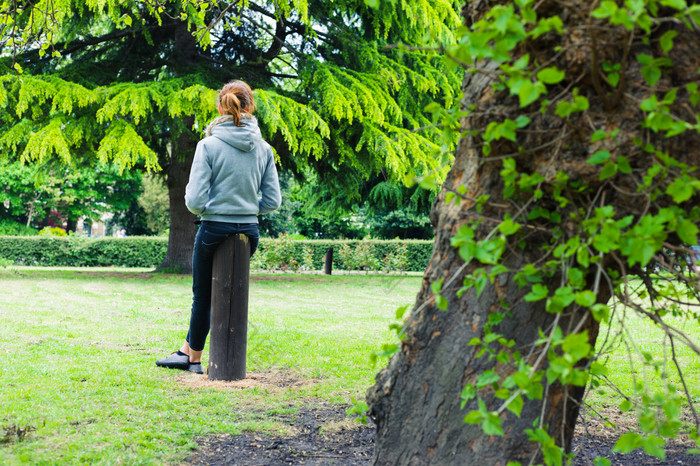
left=206, top=114, right=260, bottom=152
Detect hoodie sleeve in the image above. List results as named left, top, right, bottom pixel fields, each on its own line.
left=184, top=141, right=212, bottom=216
left=258, top=148, right=282, bottom=215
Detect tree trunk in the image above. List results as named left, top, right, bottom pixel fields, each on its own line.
left=158, top=23, right=201, bottom=274
left=368, top=123, right=605, bottom=463
left=65, top=217, right=77, bottom=233
left=367, top=136, right=602, bottom=465
left=367, top=5, right=608, bottom=462
left=158, top=119, right=197, bottom=274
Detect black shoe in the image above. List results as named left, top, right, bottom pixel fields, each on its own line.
left=188, top=362, right=204, bottom=374
left=156, top=351, right=190, bottom=370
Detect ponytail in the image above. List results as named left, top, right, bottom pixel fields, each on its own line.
left=217, top=80, right=255, bottom=127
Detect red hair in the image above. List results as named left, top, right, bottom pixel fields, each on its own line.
left=217, top=80, right=255, bottom=127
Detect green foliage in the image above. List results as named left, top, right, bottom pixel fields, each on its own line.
left=135, top=172, right=169, bottom=235
left=0, top=160, right=143, bottom=230
left=0, top=219, right=36, bottom=236
left=0, top=236, right=167, bottom=267
left=0, top=0, right=462, bottom=212
left=337, top=241, right=380, bottom=272
left=252, top=233, right=306, bottom=272
left=38, top=226, right=67, bottom=237
left=253, top=238, right=430, bottom=272
left=381, top=243, right=409, bottom=273
left=0, top=236, right=432, bottom=271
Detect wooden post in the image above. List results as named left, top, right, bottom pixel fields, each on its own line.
left=324, top=247, right=333, bottom=275
left=208, top=233, right=250, bottom=381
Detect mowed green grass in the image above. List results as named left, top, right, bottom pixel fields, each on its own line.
left=3, top=268, right=700, bottom=464
left=0, top=268, right=422, bottom=465
left=588, top=308, right=700, bottom=409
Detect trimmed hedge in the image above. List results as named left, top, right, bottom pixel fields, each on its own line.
left=0, top=235, right=434, bottom=271
left=0, top=236, right=168, bottom=267
left=254, top=238, right=433, bottom=272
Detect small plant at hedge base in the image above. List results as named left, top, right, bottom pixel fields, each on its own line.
left=250, top=247, right=269, bottom=271
left=300, top=245, right=315, bottom=271
left=260, top=233, right=301, bottom=272
left=354, top=241, right=380, bottom=273
left=381, top=243, right=408, bottom=274
left=337, top=243, right=357, bottom=271
left=338, top=240, right=380, bottom=273
left=38, top=226, right=67, bottom=237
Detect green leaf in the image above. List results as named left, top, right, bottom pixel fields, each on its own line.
left=499, top=217, right=521, bottom=235
left=676, top=219, right=699, bottom=245
left=515, top=115, right=531, bottom=128
left=660, top=0, right=687, bottom=9
left=640, top=64, right=662, bottom=87
left=477, top=369, right=501, bottom=388
left=562, top=331, right=591, bottom=361
left=575, top=290, right=596, bottom=307
left=590, top=129, right=607, bottom=142
left=482, top=412, right=504, bottom=436
left=587, top=150, right=611, bottom=164
left=506, top=394, right=524, bottom=417
left=666, top=177, right=696, bottom=203
left=536, top=67, right=565, bottom=84
left=518, top=80, right=540, bottom=107
left=618, top=399, right=632, bottom=412
left=593, top=457, right=612, bottom=466
left=591, top=303, right=610, bottom=322
left=641, top=434, right=666, bottom=459
left=576, top=246, right=590, bottom=268
left=613, top=432, right=642, bottom=454
left=591, top=1, right=618, bottom=19
left=463, top=410, right=482, bottom=424
left=461, top=384, right=476, bottom=406
left=659, top=30, right=678, bottom=53
left=524, top=283, right=548, bottom=302
left=599, top=161, right=618, bottom=180
left=617, top=155, right=631, bottom=174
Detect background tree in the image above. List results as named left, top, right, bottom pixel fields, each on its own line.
left=368, top=0, right=700, bottom=464
left=0, top=0, right=461, bottom=271
left=0, top=160, right=141, bottom=232
left=137, top=172, right=170, bottom=236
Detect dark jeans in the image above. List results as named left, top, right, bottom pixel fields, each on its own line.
left=186, top=221, right=259, bottom=351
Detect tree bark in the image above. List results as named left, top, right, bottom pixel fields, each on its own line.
left=367, top=122, right=602, bottom=465
left=367, top=4, right=608, bottom=462
left=158, top=119, right=197, bottom=274
left=158, top=23, right=201, bottom=274
left=368, top=0, right=700, bottom=461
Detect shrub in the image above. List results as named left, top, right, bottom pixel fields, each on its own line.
left=381, top=243, right=409, bottom=273
left=0, top=236, right=433, bottom=271
left=262, top=233, right=301, bottom=271
left=0, top=220, right=37, bottom=236
left=0, top=236, right=167, bottom=267
left=39, top=226, right=67, bottom=236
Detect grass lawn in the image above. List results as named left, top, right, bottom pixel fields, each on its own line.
left=0, top=268, right=422, bottom=464
left=588, top=308, right=700, bottom=409
left=3, top=268, right=700, bottom=464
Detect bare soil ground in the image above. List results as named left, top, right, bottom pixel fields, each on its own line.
left=184, top=372, right=699, bottom=465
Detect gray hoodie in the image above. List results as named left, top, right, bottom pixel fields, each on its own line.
left=185, top=115, right=281, bottom=223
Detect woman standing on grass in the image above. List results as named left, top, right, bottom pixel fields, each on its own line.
left=156, top=80, right=281, bottom=374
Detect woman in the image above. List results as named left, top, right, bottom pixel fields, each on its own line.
left=156, top=80, right=281, bottom=374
